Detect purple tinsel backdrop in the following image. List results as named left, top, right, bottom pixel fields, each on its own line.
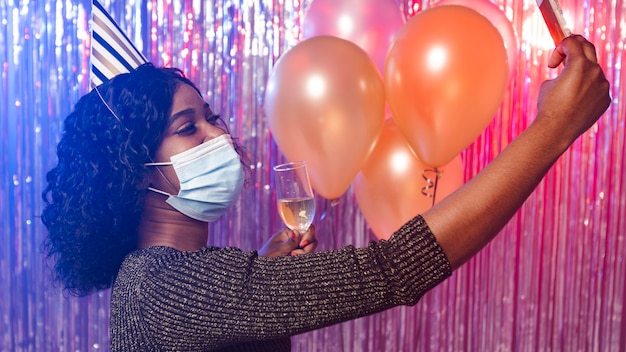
left=1, top=0, right=625, bottom=350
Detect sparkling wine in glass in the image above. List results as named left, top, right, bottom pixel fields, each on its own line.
left=273, top=161, right=315, bottom=232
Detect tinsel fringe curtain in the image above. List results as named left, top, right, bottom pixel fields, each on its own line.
left=1, top=0, right=624, bottom=351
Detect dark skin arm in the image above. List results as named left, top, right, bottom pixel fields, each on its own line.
left=422, top=35, right=611, bottom=269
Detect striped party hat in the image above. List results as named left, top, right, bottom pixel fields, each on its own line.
left=90, top=0, right=147, bottom=87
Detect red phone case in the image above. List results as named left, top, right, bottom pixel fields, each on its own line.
left=537, top=0, right=572, bottom=45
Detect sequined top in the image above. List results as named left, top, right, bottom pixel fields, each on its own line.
left=110, top=215, right=452, bottom=351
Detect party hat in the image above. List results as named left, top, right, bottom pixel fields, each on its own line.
left=90, top=0, right=147, bottom=87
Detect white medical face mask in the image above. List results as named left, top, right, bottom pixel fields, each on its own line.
left=145, top=134, right=244, bottom=222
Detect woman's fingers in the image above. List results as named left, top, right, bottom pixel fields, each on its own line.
left=291, top=224, right=317, bottom=255
left=548, top=34, right=598, bottom=68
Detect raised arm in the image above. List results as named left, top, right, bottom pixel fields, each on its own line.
left=422, top=35, right=611, bottom=270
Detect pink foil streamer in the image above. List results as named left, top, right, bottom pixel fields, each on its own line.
left=0, top=0, right=625, bottom=350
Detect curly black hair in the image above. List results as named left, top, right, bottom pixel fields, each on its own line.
left=41, top=63, right=244, bottom=296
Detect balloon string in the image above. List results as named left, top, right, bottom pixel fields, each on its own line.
left=317, top=197, right=339, bottom=249
left=319, top=198, right=339, bottom=221
left=421, top=168, right=442, bottom=207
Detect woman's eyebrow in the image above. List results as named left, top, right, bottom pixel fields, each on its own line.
left=203, top=102, right=213, bottom=114
left=169, top=108, right=196, bottom=124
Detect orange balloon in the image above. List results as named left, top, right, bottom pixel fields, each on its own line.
left=354, top=119, right=464, bottom=240
left=435, top=0, right=519, bottom=81
left=265, top=36, right=385, bottom=200
left=384, top=5, right=508, bottom=168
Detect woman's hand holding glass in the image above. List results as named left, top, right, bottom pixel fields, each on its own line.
left=258, top=225, right=317, bottom=257
left=273, top=161, right=316, bottom=232
left=270, top=161, right=317, bottom=255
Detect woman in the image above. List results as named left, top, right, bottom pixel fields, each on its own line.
left=42, top=35, right=610, bottom=351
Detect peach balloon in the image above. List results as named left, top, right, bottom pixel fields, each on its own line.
left=265, top=36, right=385, bottom=200
left=435, top=0, right=519, bottom=80
left=384, top=5, right=508, bottom=168
left=354, top=119, right=464, bottom=240
left=302, top=0, right=405, bottom=74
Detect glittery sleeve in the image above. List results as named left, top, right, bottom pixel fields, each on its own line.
left=111, top=215, right=452, bottom=350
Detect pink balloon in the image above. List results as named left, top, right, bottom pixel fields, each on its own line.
left=265, top=36, right=385, bottom=200
left=302, top=0, right=405, bottom=74
left=435, top=0, right=519, bottom=80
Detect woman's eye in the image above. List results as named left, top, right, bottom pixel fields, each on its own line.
left=175, top=123, right=196, bottom=135
left=207, top=113, right=222, bottom=125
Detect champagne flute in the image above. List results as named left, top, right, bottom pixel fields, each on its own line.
left=273, top=161, right=315, bottom=232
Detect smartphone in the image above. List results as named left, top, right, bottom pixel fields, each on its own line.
left=537, top=0, right=572, bottom=46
